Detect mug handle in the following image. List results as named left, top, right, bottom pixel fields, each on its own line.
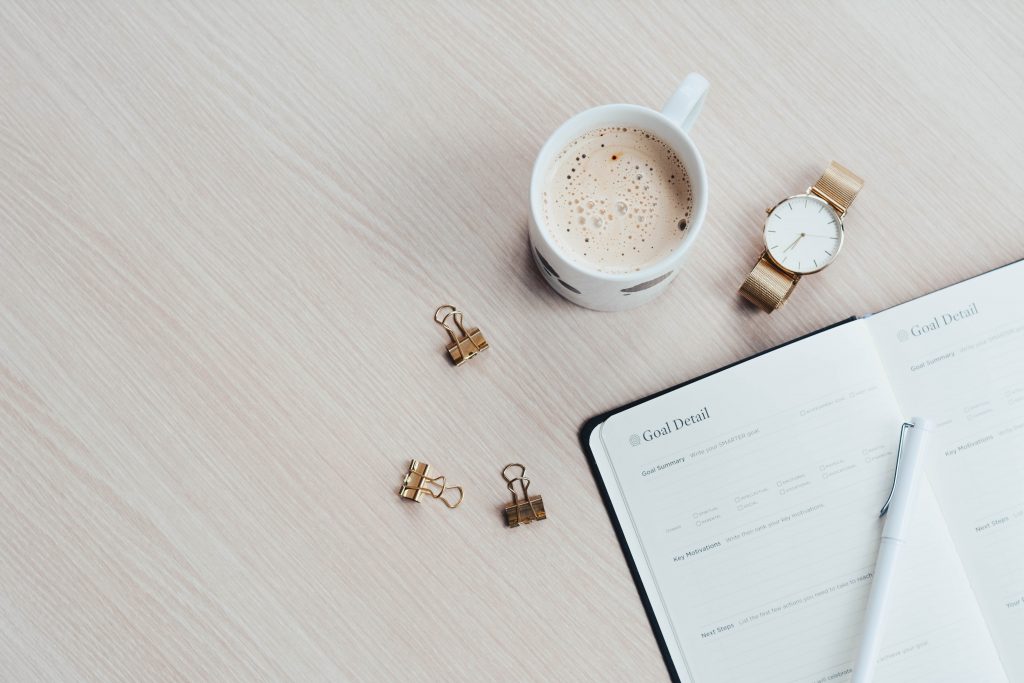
left=661, top=73, right=709, bottom=134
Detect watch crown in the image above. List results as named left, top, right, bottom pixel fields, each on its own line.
left=765, top=206, right=773, bottom=215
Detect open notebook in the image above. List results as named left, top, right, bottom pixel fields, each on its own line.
left=582, top=260, right=1024, bottom=682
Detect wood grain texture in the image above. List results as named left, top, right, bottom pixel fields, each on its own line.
left=1, top=1, right=1022, bottom=680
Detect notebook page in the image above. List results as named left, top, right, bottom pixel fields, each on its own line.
left=594, top=320, right=1003, bottom=682
left=866, top=260, right=1024, bottom=678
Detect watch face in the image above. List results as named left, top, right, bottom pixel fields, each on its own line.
left=764, top=194, right=843, bottom=274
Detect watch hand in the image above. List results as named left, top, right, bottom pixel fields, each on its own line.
left=782, top=233, right=805, bottom=253
left=802, top=233, right=839, bottom=239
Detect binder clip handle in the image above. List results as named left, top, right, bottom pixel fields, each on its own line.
left=408, top=474, right=464, bottom=509
left=502, top=463, right=527, bottom=485
left=431, top=476, right=464, bottom=509
left=502, top=463, right=530, bottom=503
left=434, top=304, right=470, bottom=348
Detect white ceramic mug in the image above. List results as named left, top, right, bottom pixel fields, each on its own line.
left=529, top=74, right=709, bottom=311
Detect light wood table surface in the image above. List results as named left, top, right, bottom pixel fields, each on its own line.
left=2, top=2, right=1023, bottom=681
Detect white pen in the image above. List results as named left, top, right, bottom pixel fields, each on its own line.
left=852, top=418, right=934, bottom=682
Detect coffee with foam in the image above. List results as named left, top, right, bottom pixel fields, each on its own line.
left=541, top=127, right=693, bottom=274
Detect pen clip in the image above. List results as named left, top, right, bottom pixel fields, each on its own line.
left=880, top=422, right=915, bottom=518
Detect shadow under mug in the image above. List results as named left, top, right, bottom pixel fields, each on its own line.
left=529, top=73, right=709, bottom=311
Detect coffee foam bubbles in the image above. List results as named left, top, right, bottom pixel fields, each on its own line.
left=541, top=127, right=693, bottom=274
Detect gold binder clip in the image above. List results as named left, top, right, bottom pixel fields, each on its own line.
left=434, top=304, right=488, bottom=366
left=502, top=463, right=546, bottom=527
left=399, top=459, right=464, bottom=509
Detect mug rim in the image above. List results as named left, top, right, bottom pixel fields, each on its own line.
left=530, top=103, right=708, bottom=283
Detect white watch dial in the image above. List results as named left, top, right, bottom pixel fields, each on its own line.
left=764, top=195, right=843, bottom=274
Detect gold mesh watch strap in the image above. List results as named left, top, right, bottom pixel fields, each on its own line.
left=739, top=255, right=799, bottom=313
left=809, top=161, right=863, bottom=215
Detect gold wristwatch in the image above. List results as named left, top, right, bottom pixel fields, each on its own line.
left=739, top=161, right=863, bottom=312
